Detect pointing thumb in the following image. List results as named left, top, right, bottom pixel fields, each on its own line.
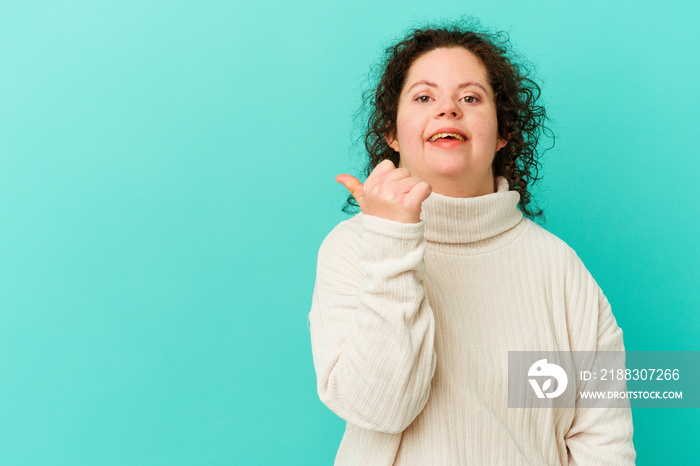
left=335, top=174, right=364, bottom=205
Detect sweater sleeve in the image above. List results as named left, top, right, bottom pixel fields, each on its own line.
left=564, top=253, right=636, bottom=465
left=308, top=214, right=437, bottom=434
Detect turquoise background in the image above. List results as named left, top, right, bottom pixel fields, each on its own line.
left=1, top=0, right=697, bottom=464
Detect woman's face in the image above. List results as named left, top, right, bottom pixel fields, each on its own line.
left=386, top=47, right=506, bottom=197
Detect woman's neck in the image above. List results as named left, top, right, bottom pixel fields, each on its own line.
left=426, top=172, right=496, bottom=198
left=418, top=175, right=524, bottom=246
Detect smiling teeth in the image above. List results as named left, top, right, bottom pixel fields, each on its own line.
left=429, top=132, right=466, bottom=142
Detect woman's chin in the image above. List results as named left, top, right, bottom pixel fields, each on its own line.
left=429, top=161, right=471, bottom=177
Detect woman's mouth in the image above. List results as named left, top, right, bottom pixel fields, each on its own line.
left=428, top=132, right=467, bottom=142
left=427, top=132, right=468, bottom=148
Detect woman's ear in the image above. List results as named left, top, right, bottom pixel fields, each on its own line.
left=496, top=136, right=507, bottom=152
left=385, top=131, right=400, bottom=152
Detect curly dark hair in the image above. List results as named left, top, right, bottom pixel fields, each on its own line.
left=343, top=20, right=553, bottom=221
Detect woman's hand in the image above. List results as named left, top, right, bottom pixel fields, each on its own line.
left=335, top=159, right=432, bottom=224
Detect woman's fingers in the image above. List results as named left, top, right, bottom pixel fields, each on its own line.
left=404, top=180, right=432, bottom=207
left=366, top=160, right=432, bottom=223
left=390, top=176, right=425, bottom=194
left=372, top=158, right=398, bottom=175
left=389, top=177, right=432, bottom=213
left=382, top=166, right=412, bottom=183
left=336, top=160, right=432, bottom=223
left=335, top=174, right=365, bottom=207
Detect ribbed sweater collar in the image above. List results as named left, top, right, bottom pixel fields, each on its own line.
left=419, top=176, right=523, bottom=244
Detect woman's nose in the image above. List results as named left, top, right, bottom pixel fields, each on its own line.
left=436, top=99, right=461, bottom=118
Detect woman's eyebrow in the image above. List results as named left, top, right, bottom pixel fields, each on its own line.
left=406, top=80, right=489, bottom=95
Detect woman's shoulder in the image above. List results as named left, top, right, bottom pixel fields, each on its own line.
left=317, top=213, right=364, bottom=257
left=324, top=213, right=363, bottom=239
left=519, top=217, right=585, bottom=265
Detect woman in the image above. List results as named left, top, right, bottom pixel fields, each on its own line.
left=308, top=22, right=635, bottom=465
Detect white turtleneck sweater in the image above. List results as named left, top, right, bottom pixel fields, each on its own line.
left=308, top=176, right=635, bottom=465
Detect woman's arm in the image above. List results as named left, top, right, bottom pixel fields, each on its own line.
left=565, top=273, right=636, bottom=465
left=308, top=213, right=437, bottom=434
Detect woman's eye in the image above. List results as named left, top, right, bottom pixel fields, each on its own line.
left=462, top=96, right=479, bottom=104
left=416, top=95, right=431, bottom=103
